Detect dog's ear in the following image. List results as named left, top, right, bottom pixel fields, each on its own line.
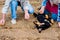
left=45, top=14, right=49, bottom=19
left=38, top=7, right=41, bottom=10
left=45, top=13, right=51, bottom=19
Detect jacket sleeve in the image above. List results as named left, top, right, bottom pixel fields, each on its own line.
left=41, top=0, right=48, bottom=6
left=2, top=0, right=11, bottom=14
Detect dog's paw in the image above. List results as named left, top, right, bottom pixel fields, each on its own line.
left=45, top=15, right=49, bottom=19
left=33, top=21, right=41, bottom=26
left=38, top=28, right=42, bottom=33
left=33, top=21, right=37, bottom=24
left=51, top=19, right=54, bottom=24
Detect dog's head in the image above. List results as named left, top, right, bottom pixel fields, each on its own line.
left=44, top=14, right=54, bottom=24
left=33, top=12, right=54, bottom=25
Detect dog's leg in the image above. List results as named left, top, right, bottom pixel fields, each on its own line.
left=45, top=14, right=49, bottom=19
left=38, top=28, right=42, bottom=33
left=51, top=19, right=54, bottom=24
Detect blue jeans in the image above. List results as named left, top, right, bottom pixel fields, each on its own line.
left=10, top=0, right=17, bottom=19
left=57, top=3, right=60, bottom=22
left=44, top=10, right=57, bottom=21
left=21, top=4, right=34, bottom=14
left=10, top=1, right=34, bottom=19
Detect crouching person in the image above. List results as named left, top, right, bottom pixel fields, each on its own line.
left=39, top=0, right=60, bottom=27
left=0, top=0, right=34, bottom=25
left=10, top=0, right=34, bottom=24
left=0, top=0, right=17, bottom=25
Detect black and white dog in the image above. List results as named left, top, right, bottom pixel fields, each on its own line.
left=33, top=12, right=54, bottom=33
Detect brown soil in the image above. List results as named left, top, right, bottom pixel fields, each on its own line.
left=0, top=0, right=60, bottom=40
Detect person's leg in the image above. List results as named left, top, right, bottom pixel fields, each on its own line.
left=10, top=0, right=18, bottom=24
left=44, top=9, right=50, bottom=14
left=10, top=0, right=17, bottom=19
left=25, top=4, right=34, bottom=19
left=57, top=3, right=60, bottom=27
left=22, top=4, right=34, bottom=14
left=21, top=4, right=34, bottom=19
left=0, top=0, right=12, bottom=25
left=51, top=13, right=57, bottom=21
left=44, top=9, right=57, bottom=21
left=28, top=4, right=34, bottom=14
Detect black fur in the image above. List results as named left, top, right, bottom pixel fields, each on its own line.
left=33, top=13, right=53, bottom=33
left=17, top=1, right=21, bottom=6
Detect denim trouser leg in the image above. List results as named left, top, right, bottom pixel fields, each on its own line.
left=51, top=13, right=57, bottom=21
left=10, top=0, right=18, bottom=19
left=21, top=4, right=34, bottom=14
left=44, top=10, right=57, bottom=21
left=57, top=3, right=60, bottom=22
left=28, top=4, right=34, bottom=14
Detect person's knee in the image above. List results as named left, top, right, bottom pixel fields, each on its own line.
left=51, top=14, right=57, bottom=21
left=11, top=0, right=17, bottom=5
left=26, top=4, right=34, bottom=14
left=28, top=9, right=34, bottom=14
left=10, top=0, right=18, bottom=10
